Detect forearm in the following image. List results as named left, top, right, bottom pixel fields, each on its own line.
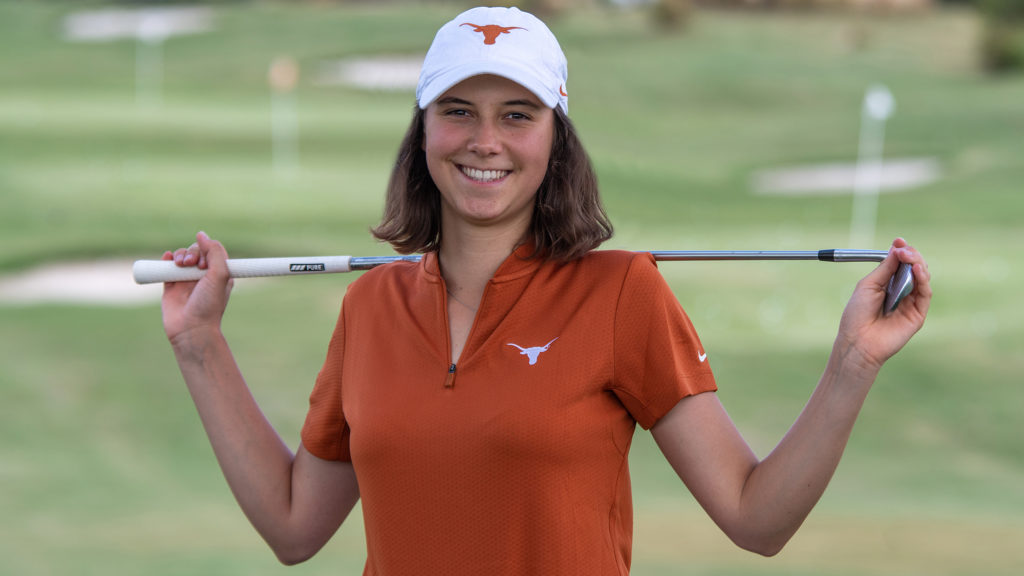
left=656, top=241, right=929, bottom=556
left=160, top=233, right=358, bottom=563
left=736, top=343, right=879, bottom=553
left=171, top=328, right=300, bottom=545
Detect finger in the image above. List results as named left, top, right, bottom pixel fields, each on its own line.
left=879, top=238, right=925, bottom=283
left=174, top=242, right=200, bottom=266
left=892, top=239, right=925, bottom=270
left=195, top=231, right=230, bottom=281
left=907, top=252, right=932, bottom=310
left=162, top=251, right=186, bottom=287
left=888, top=240, right=932, bottom=318
left=190, top=234, right=207, bottom=269
left=172, top=247, right=191, bottom=266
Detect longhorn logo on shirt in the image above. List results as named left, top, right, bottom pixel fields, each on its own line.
left=507, top=337, right=558, bottom=366
left=461, top=22, right=527, bottom=45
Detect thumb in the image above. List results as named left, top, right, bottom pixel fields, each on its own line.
left=863, top=237, right=912, bottom=298
left=195, top=231, right=230, bottom=282
left=866, top=238, right=906, bottom=286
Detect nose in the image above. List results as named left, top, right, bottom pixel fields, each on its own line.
left=467, top=119, right=502, bottom=156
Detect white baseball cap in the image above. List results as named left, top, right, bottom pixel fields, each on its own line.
left=416, top=6, right=569, bottom=115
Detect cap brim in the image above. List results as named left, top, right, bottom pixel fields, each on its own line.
left=417, top=60, right=560, bottom=111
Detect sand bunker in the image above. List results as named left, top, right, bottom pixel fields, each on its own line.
left=752, top=157, right=940, bottom=196
left=63, top=6, right=215, bottom=43
left=315, top=56, right=423, bottom=91
left=0, top=260, right=162, bottom=307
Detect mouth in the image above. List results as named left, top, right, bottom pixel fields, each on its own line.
left=459, top=165, right=510, bottom=183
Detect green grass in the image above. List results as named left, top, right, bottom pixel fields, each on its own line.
left=1, top=1, right=1023, bottom=574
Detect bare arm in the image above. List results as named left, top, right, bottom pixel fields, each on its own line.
left=652, top=238, right=931, bottom=556
left=163, top=232, right=359, bottom=564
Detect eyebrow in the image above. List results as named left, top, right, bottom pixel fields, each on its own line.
left=436, top=96, right=543, bottom=109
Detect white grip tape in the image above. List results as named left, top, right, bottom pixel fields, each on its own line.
left=132, top=256, right=353, bottom=284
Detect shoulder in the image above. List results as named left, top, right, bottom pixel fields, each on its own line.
left=573, top=249, right=655, bottom=272
left=576, top=250, right=680, bottom=313
left=570, top=249, right=661, bottom=286
left=531, top=250, right=664, bottom=304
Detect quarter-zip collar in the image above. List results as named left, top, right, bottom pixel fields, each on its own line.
left=421, top=242, right=547, bottom=384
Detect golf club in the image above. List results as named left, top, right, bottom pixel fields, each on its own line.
left=133, top=249, right=914, bottom=314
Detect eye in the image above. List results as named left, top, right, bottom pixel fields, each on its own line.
left=443, top=108, right=471, bottom=117
left=505, top=111, right=532, bottom=121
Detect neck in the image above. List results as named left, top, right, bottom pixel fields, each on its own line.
left=438, top=222, right=528, bottom=301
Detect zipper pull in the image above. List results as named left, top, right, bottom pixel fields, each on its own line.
left=444, top=363, right=456, bottom=388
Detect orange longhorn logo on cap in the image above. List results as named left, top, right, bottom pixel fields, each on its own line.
left=460, top=22, right=527, bottom=45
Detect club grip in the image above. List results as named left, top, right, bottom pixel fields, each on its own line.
left=132, top=256, right=353, bottom=284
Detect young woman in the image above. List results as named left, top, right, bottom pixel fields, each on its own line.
left=160, top=7, right=931, bottom=575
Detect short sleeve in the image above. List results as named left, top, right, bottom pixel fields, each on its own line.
left=610, top=253, right=717, bottom=429
left=300, top=300, right=352, bottom=461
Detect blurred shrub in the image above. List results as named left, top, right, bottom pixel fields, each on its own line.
left=979, top=0, right=1024, bottom=21
left=652, top=0, right=693, bottom=30
left=980, top=23, right=1024, bottom=70
left=979, top=0, right=1024, bottom=71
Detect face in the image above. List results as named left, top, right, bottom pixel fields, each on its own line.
left=423, top=74, right=555, bottom=235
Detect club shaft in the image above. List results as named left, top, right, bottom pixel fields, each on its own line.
left=649, top=250, right=887, bottom=263
left=132, top=249, right=888, bottom=284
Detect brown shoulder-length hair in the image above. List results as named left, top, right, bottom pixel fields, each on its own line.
left=370, top=106, right=613, bottom=262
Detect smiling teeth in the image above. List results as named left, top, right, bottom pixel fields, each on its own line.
left=462, top=167, right=508, bottom=182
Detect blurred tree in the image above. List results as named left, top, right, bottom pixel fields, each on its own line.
left=652, top=0, right=693, bottom=31
left=509, top=0, right=597, bottom=18
left=979, top=0, right=1024, bottom=71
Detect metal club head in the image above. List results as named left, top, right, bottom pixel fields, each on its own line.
left=884, top=262, right=914, bottom=315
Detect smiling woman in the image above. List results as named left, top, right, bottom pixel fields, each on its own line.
left=423, top=75, right=554, bottom=236
left=370, top=93, right=611, bottom=262
left=370, top=8, right=612, bottom=262
left=154, top=6, right=931, bottom=575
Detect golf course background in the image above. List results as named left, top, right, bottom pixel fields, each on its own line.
left=1, top=1, right=1022, bottom=574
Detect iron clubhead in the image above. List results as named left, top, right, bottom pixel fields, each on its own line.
left=884, top=262, right=914, bottom=315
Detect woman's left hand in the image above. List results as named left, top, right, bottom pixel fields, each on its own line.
left=834, top=237, right=932, bottom=372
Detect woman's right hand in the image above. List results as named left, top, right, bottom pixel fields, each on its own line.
left=161, top=231, right=234, bottom=344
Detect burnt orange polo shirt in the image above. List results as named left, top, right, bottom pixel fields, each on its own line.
left=302, top=246, right=716, bottom=575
